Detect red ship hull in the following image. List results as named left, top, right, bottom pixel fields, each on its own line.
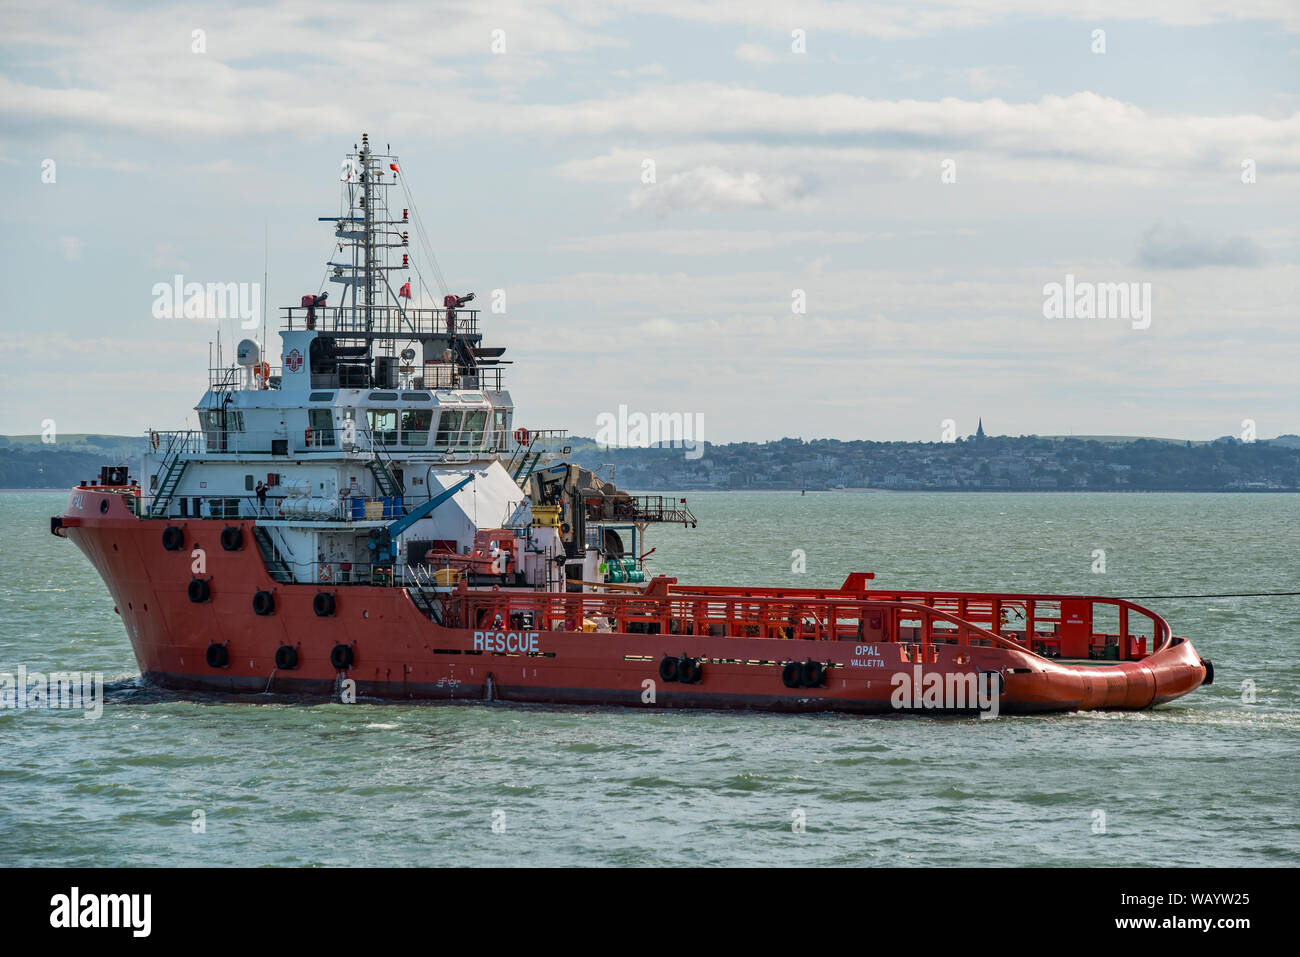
left=54, top=488, right=1211, bottom=715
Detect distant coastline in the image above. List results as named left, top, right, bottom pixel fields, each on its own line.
left=3, top=431, right=1298, bottom=493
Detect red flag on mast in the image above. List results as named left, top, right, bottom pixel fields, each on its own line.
left=398, top=281, right=411, bottom=299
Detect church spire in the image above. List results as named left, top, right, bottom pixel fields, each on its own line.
left=976, top=418, right=985, bottom=440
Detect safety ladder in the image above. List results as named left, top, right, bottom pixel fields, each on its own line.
left=405, top=566, right=443, bottom=623
left=251, top=525, right=294, bottom=584
left=148, top=453, right=187, bottom=518
left=365, top=432, right=405, bottom=506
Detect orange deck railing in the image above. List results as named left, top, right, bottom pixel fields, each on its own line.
left=440, top=576, right=1173, bottom=663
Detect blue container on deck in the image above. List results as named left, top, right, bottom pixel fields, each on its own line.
left=351, top=497, right=364, bottom=520
left=382, top=496, right=396, bottom=518
left=393, top=495, right=403, bottom=516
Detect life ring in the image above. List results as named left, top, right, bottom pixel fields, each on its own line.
left=149, top=430, right=160, bottom=451
left=514, top=427, right=530, bottom=446
left=254, top=362, right=270, bottom=388
left=304, top=427, right=314, bottom=447
left=319, top=563, right=332, bottom=582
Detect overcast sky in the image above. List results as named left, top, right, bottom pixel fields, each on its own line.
left=2, top=0, right=1297, bottom=443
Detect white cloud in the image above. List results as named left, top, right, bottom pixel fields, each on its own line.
left=554, top=228, right=878, bottom=254
left=961, top=65, right=1022, bottom=94
left=0, top=1, right=620, bottom=137
left=613, top=62, right=667, bottom=77
left=627, top=166, right=811, bottom=215
left=147, top=243, right=191, bottom=272
left=621, top=0, right=1300, bottom=37
left=506, top=87, right=1300, bottom=174
left=1137, top=223, right=1266, bottom=268
left=733, top=43, right=783, bottom=64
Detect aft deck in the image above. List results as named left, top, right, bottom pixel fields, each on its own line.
left=440, top=574, right=1172, bottom=663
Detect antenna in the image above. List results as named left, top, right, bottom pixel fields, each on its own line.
left=262, top=221, right=268, bottom=350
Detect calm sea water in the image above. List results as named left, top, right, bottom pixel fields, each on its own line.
left=1, top=490, right=1296, bottom=867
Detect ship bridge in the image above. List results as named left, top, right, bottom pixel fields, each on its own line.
left=140, top=133, right=569, bottom=554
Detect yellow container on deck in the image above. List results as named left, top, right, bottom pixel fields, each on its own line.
left=364, top=501, right=384, bottom=521
left=532, top=505, right=562, bottom=526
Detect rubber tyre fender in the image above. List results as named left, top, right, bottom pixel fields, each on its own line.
left=330, top=643, right=354, bottom=670
left=274, top=645, right=298, bottom=670
left=1200, top=658, right=1214, bottom=686
left=187, top=578, right=210, bottom=603
left=252, top=590, right=275, bottom=616
left=658, top=655, right=679, bottom=683
left=220, top=526, right=243, bottom=551
left=781, top=661, right=803, bottom=688
left=801, top=659, right=825, bottom=688
left=678, top=656, right=702, bottom=685
left=162, top=526, right=184, bottom=551
left=313, top=592, right=336, bottom=617
left=205, top=643, right=228, bottom=669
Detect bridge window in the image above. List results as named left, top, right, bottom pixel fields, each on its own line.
left=492, top=409, right=509, bottom=448
left=309, top=409, right=336, bottom=447
left=458, top=409, right=488, bottom=449
left=401, top=392, right=431, bottom=402
left=200, top=410, right=243, bottom=433
left=401, top=409, right=432, bottom=446
left=435, top=410, right=462, bottom=447
left=368, top=409, right=398, bottom=445
left=309, top=392, right=335, bottom=402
